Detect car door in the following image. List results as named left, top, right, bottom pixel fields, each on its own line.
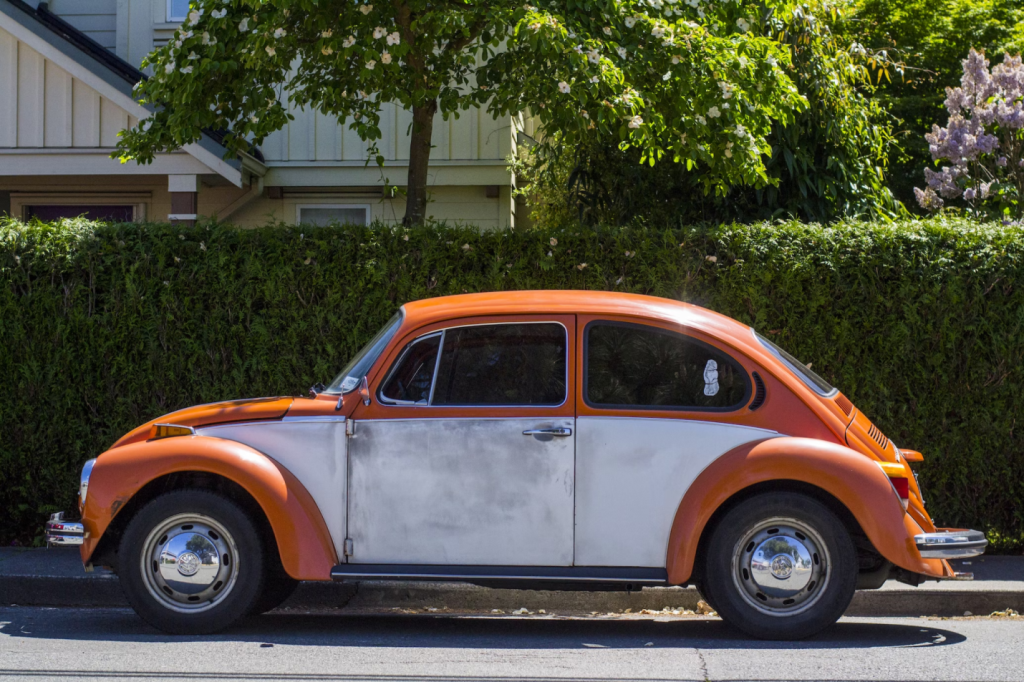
left=346, top=315, right=576, bottom=566
left=574, top=317, right=779, bottom=567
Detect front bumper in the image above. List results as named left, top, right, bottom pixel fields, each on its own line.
left=915, top=529, right=988, bottom=559
left=45, top=512, right=85, bottom=546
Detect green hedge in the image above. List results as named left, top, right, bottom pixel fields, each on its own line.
left=2, top=217, right=1022, bottom=551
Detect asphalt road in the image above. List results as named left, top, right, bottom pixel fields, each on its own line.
left=0, top=606, right=1021, bottom=682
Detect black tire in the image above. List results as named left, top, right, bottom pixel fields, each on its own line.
left=119, top=489, right=266, bottom=635
left=702, top=492, right=857, bottom=640
left=250, top=552, right=299, bottom=615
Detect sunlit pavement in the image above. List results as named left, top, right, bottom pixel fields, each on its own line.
left=1, top=606, right=1023, bottom=681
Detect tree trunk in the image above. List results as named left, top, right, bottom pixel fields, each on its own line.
left=404, top=99, right=438, bottom=226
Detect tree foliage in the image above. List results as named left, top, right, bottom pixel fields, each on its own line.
left=115, top=0, right=807, bottom=224
left=838, top=0, right=1024, bottom=209
left=515, top=0, right=900, bottom=226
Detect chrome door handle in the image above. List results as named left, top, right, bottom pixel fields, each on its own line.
left=522, top=427, right=572, bottom=437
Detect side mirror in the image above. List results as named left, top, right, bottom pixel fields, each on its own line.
left=359, top=376, right=372, bottom=406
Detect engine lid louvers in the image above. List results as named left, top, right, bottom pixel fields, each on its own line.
left=835, top=393, right=854, bottom=417
left=749, top=371, right=766, bottom=411
left=867, top=422, right=890, bottom=450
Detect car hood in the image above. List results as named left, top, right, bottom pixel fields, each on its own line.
left=108, top=397, right=295, bottom=450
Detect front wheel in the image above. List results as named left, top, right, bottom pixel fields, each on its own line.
left=119, top=490, right=266, bottom=634
left=703, top=492, right=857, bottom=640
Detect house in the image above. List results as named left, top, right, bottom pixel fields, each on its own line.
left=0, top=0, right=527, bottom=228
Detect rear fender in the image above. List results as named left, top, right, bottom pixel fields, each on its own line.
left=666, top=437, right=953, bottom=584
left=81, top=435, right=338, bottom=580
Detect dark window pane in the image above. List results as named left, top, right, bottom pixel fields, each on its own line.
left=25, top=205, right=134, bottom=222
left=433, top=324, right=566, bottom=406
left=586, top=323, right=749, bottom=410
left=380, top=334, right=441, bottom=404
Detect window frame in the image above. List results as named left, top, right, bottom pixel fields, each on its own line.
left=295, top=204, right=371, bottom=227
left=375, top=320, right=570, bottom=409
left=582, top=319, right=753, bottom=413
left=167, top=0, right=190, bottom=22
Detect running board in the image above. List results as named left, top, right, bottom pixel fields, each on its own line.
left=330, top=563, right=668, bottom=588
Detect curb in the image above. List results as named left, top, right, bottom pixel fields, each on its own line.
left=3, top=575, right=1022, bottom=617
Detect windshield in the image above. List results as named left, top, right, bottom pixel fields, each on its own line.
left=755, top=331, right=837, bottom=397
left=325, top=311, right=403, bottom=394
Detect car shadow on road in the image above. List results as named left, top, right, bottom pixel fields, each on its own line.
left=0, top=608, right=966, bottom=649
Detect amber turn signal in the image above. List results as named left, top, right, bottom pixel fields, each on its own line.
left=150, top=423, right=196, bottom=439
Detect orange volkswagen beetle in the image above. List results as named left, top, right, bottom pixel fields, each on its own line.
left=46, top=291, right=986, bottom=639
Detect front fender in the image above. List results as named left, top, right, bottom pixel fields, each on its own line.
left=665, top=437, right=953, bottom=584
left=81, top=435, right=338, bottom=580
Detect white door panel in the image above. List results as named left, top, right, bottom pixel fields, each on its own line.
left=575, top=416, right=778, bottom=567
left=349, top=418, right=575, bottom=566
left=197, top=419, right=349, bottom=560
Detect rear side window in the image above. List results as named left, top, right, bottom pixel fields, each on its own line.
left=585, top=322, right=750, bottom=411
left=433, top=323, right=567, bottom=406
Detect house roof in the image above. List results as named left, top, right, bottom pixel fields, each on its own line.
left=0, top=0, right=265, bottom=183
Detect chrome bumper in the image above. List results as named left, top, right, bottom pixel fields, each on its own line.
left=915, top=529, right=988, bottom=559
left=45, top=512, right=85, bottom=546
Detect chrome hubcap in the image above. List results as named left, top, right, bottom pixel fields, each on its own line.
left=141, top=514, right=239, bottom=613
left=732, top=517, right=830, bottom=616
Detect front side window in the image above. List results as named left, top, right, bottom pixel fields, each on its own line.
left=379, top=322, right=567, bottom=407
left=379, top=333, right=441, bottom=404
left=586, top=322, right=750, bottom=410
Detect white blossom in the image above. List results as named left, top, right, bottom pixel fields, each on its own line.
left=738, top=56, right=748, bottom=69
left=359, top=3, right=373, bottom=14
left=373, top=26, right=386, bottom=39
left=695, top=114, right=706, bottom=124
left=617, top=46, right=627, bottom=59
left=187, top=9, right=202, bottom=25
left=386, top=31, right=401, bottom=45
left=590, top=75, right=599, bottom=83
left=322, top=30, right=333, bottom=38
left=274, top=27, right=287, bottom=38
left=651, top=26, right=666, bottom=39
left=708, top=106, right=720, bottom=118
left=381, top=51, right=391, bottom=64
left=211, top=9, right=227, bottom=19
left=671, top=55, right=680, bottom=64
left=250, top=115, right=259, bottom=123
left=736, top=18, right=750, bottom=32
left=343, top=35, right=356, bottom=48
left=181, top=65, right=193, bottom=74
left=558, top=81, right=571, bottom=93
left=366, top=59, right=376, bottom=70
left=188, top=51, right=198, bottom=60
left=724, top=141, right=734, bottom=157
left=265, top=46, right=276, bottom=56
left=662, top=71, right=671, bottom=80
left=628, top=115, right=643, bottom=128
left=587, top=49, right=600, bottom=64
left=238, top=18, right=249, bottom=31
left=625, top=17, right=637, bottom=28
left=603, top=27, right=612, bottom=35
left=164, top=63, right=175, bottom=74
left=322, top=46, right=334, bottom=55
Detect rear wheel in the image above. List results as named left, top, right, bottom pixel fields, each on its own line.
left=119, top=489, right=266, bottom=634
left=703, top=492, right=857, bottom=640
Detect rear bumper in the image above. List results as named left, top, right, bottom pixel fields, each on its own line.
left=45, top=512, right=85, bottom=546
left=915, top=529, right=987, bottom=559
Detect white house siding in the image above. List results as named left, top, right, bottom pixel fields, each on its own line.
left=0, top=27, right=138, bottom=149
left=47, top=0, right=117, bottom=51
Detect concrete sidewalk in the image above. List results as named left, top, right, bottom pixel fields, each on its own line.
left=1, top=547, right=1020, bottom=617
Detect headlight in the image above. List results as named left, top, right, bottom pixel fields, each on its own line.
left=79, top=458, right=96, bottom=508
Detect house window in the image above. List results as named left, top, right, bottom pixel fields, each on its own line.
left=24, top=205, right=136, bottom=222
left=167, top=0, right=190, bottom=22
left=296, top=205, right=371, bottom=226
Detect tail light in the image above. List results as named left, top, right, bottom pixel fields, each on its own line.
left=879, top=462, right=910, bottom=510
left=888, top=476, right=910, bottom=509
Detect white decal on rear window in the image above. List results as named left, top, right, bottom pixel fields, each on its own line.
left=703, top=359, right=719, bottom=396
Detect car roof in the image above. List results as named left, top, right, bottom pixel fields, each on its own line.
left=400, top=290, right=754, bottom=341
